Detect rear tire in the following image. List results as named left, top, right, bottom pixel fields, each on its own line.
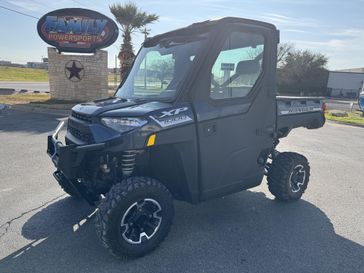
left=267, top=152, right=310, bottom=201
left=95, top=177, right=174, bottom=259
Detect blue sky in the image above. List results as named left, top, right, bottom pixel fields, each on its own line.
left=0, top=0, right=363, bottom=70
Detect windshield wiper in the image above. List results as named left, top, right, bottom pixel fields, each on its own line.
left=133, top=97, right=149, bottom=103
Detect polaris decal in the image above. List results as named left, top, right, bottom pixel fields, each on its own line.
left=279, top=106, right=322, bottom=115
left=278, top=100, right=322, bottom=116
left=150, top=107, right=193, bottom=128
left=159, top=107, right=188, bottom=118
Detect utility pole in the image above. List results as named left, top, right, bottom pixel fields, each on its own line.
left=141, top=27, right=150, bottom=41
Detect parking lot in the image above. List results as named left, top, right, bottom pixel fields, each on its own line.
left=0, top=109, right=363, bottom=273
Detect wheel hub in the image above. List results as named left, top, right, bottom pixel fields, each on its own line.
left=290, top=165, right=306, bottom=193
left=120, top=198, right=162, bottom=244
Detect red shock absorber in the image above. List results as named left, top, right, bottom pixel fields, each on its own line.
left=322, top=102, right=327, bottom=112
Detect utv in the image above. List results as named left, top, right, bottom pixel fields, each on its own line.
left=47, top=17, right=325, bottom=259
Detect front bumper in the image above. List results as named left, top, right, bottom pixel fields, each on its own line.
left=47, top=121, right=105, bottom=179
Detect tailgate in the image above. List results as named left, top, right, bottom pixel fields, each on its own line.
left=276, top=96, right=325, bottom=138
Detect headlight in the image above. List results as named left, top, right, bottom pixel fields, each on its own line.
left=101, top=117, right=147, bottom=133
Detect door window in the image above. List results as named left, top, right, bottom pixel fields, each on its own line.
left=210, top=32, right=264, bottom=100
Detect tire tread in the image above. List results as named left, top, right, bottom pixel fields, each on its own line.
left=95, top=176, right=173, bottom=259
left=267, top=152, right=310, bottom=201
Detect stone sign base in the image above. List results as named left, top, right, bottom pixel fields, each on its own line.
left=48, top=47, right=108, bottom=101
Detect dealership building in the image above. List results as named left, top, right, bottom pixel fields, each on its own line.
left=327, top=68, right=364, bottom=98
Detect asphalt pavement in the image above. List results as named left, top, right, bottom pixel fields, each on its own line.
left=0, top=110, right=363, bottom=273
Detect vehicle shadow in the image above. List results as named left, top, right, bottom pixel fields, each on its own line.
left=0, top=191, right=363, bottom=273
left=0, top=109, right=65, bottom=134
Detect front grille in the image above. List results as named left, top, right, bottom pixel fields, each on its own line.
left=71, top=111, right=92, bottom=123
left=68, top=125, right=94, bottom=143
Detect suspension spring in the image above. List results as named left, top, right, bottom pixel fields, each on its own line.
left=121, top=150, right=137, bottom=176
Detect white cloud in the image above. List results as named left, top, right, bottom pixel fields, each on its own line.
left=291, top=39, right=346, bottom=50
left=281, top=29, right=309, bottom=33
left=264, top=0, right=322, bottom=4
left=327, top=28, right=363, bottom=37
left=263, top=13, right=293, bottom=22
left=259, top=12, right=319, bottom=28
left=290, top=28, right=364, bottom=69
left=158, top=16, right=186, bottom=24
left=258, top=13, right=322, bottom=32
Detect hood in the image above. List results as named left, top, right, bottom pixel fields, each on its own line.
left=72, top=97, right=172, bottom=117
left=100, top=101, right=172, bottom=117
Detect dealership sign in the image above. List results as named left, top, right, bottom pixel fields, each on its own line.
left=37, top=8, right=119, bottom=53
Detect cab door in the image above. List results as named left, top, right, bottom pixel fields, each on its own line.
left=192, top=25, right=278, bottom=200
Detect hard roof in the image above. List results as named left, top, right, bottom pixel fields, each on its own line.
left=187, top=17, right=277, bottom=30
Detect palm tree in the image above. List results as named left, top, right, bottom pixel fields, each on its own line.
left=110, top=2, right=159, bottom=80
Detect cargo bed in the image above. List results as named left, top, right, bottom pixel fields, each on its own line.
left=276, top=96, right=325, bottom=138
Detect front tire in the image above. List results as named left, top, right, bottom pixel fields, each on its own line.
left=95, top=177, right=174, bottom=259
left=267, top=152, right=310, bottom=201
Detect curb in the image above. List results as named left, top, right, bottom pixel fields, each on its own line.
left=0, top=88, right=49, bottom=94
left=0, top=88, right=16, bottom=95
left=11, top=104, right=71, bottom=116
left=324, top=100, right=358, bottom=105
left=326, top=120, right=364, bottom=128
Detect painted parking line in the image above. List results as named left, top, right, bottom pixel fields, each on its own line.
left=0, top=188, right=13, bottom=193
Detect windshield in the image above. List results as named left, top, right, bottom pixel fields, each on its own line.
left=115, top=33, right=208, bottom=100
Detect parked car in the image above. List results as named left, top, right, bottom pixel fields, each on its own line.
left=359, top=90, right=364, bottom=112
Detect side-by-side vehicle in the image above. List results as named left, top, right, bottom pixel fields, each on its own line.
left=47, top=17, right=325, bottom=258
